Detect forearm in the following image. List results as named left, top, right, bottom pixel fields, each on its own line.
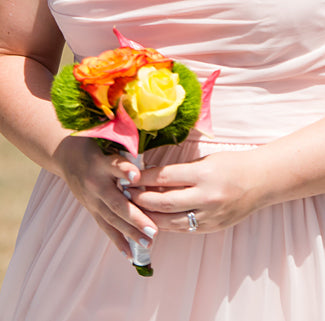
left=252, top=117, right=325, bottom=208
left=0, top=54, right=72, bottom=177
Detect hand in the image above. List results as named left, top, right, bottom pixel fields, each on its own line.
left=127, top=150, right=263, bottom=233
left=54, top=136, right=158, bottom=257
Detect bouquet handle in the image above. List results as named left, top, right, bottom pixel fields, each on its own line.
left=119, top=151, right=154, bottom=277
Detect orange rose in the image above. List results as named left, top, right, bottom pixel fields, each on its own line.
left=74, top=48, right=146, bottom=85
left=139, top=48, right=173, bottom=70
left=73, top=47, right=173, bottom=119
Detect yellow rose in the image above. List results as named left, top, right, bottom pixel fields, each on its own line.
left=124, top=66, right=186, bottom=131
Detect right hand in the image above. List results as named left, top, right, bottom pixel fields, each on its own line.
left=54, top=136, right=158, bottom=258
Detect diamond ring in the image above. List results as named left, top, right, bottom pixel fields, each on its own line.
left=187, top=211, right=199, bottom=232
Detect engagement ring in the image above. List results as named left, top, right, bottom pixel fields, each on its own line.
left=187, top=211, right=199, bottom=232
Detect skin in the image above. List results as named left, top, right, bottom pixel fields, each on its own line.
left=1, top=0, right=325, bottom=257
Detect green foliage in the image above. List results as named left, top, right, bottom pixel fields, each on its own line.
left=145, top=62, right=202, bottom=150
left=51, top=64, right=104, bottom=131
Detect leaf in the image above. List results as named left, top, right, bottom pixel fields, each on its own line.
left=133, top=264, right=154, bottom=277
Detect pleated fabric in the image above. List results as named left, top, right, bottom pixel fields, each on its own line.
left=1, top=0, right=325, bottom=320
left=1, top=142, right=325, bottom=321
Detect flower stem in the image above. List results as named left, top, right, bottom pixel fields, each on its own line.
left=138, top=130, right=147, bottom=154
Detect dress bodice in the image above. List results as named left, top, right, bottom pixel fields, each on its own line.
left=48, top=0, right=325, bottom=144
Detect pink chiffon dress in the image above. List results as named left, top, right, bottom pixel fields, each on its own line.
left=1, top=0, right=325, bottom=320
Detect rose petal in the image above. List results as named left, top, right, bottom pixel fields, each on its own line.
left=73, top=99, right=139, bottom=157
left=195, top=69, right=220, bottom=138
left=81, top=84, right=115, bottom=119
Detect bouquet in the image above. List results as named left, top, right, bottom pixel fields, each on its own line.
left=51, top=27, right=220, bottom=276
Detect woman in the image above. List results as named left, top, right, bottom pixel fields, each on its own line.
left=0, top=0, right=325, bottom=320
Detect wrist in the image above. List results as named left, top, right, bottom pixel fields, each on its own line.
left=245, top=141, right=319, bottom=210
left=233, top=149, right=272, bottom=213
left=242, top=148, right=274, bottom=211
left=53, top=136, right=101, bottom=180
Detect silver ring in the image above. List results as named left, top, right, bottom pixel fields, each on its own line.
left=187, top=211, right=199, bottom=232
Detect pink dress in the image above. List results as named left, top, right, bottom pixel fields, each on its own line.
left=1, top=0, right=325, bottom=320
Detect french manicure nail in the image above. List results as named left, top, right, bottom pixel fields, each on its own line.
left=120, top=178, right=130, bottom=186
left=139, top=238, right=150, bottom=249
left=121, top=251, right=127, bottom=258
left=143, top=226, right=157, bottom=239
left=128, top=171, right=137, bottom=183
left=123, top=189, right=131, bottom=200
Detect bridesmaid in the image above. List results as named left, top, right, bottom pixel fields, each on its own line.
left=0, top=0, right=325, bottom=320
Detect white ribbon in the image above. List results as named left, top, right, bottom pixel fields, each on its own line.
left=119, top=151, right=151, bottom=267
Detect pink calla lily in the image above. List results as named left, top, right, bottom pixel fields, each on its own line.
left=195, top=69, right=220, bottom=138
left=73, top=99, right=139, bottom=157
left=113, top=26, right=145, bottom=50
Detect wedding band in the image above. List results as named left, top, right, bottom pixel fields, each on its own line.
left=187, top=211, right=199, bottom=232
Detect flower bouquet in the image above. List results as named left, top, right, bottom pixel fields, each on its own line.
left=51, top=27, right=220, bottom=277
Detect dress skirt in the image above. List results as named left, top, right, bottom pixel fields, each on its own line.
left=0, top=140, right=325, bottom=321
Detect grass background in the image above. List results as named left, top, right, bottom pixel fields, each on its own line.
left=0, top=45, right=74, bottom=287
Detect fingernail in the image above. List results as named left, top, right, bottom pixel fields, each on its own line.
left=121, top=251, right=127, bottom=258
left=123, top=190, right=131, bottom=200
left=139, top=238, right=150, bottom=249
left=128, top=171, right=137, bottom=183
left=143, top=226, right=157, bottom=239
left=120, top=178, right=130, bottom=186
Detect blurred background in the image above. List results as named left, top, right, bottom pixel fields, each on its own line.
left=0, top=45, right=73, bottom=287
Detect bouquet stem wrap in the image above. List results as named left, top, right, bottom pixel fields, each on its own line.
left=119, top=151, right=153, bottom=277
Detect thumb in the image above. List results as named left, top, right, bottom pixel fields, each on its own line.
left=107, top=153, right=141, bottom=185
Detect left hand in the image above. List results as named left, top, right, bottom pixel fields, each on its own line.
left=127, top=150, right=264, bottom=233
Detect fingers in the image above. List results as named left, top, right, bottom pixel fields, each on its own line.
left=96, top=185, right=158, bottom=243
left=94, top=215, right=132, bottom=257
left=133, top=162, right=198, bottom=187
left=105, top=153, right=141, bottom=185
left=104, top=153, right=159, bottom=235
left=82, top=153, right=158, bottom=252
left=97, top=155, right=201, bottom=240
left=143, top=210, right=215, bottom=234
left=127, top=186, right=201, bottom=213
left=145, top=211, right=192, bottom=233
